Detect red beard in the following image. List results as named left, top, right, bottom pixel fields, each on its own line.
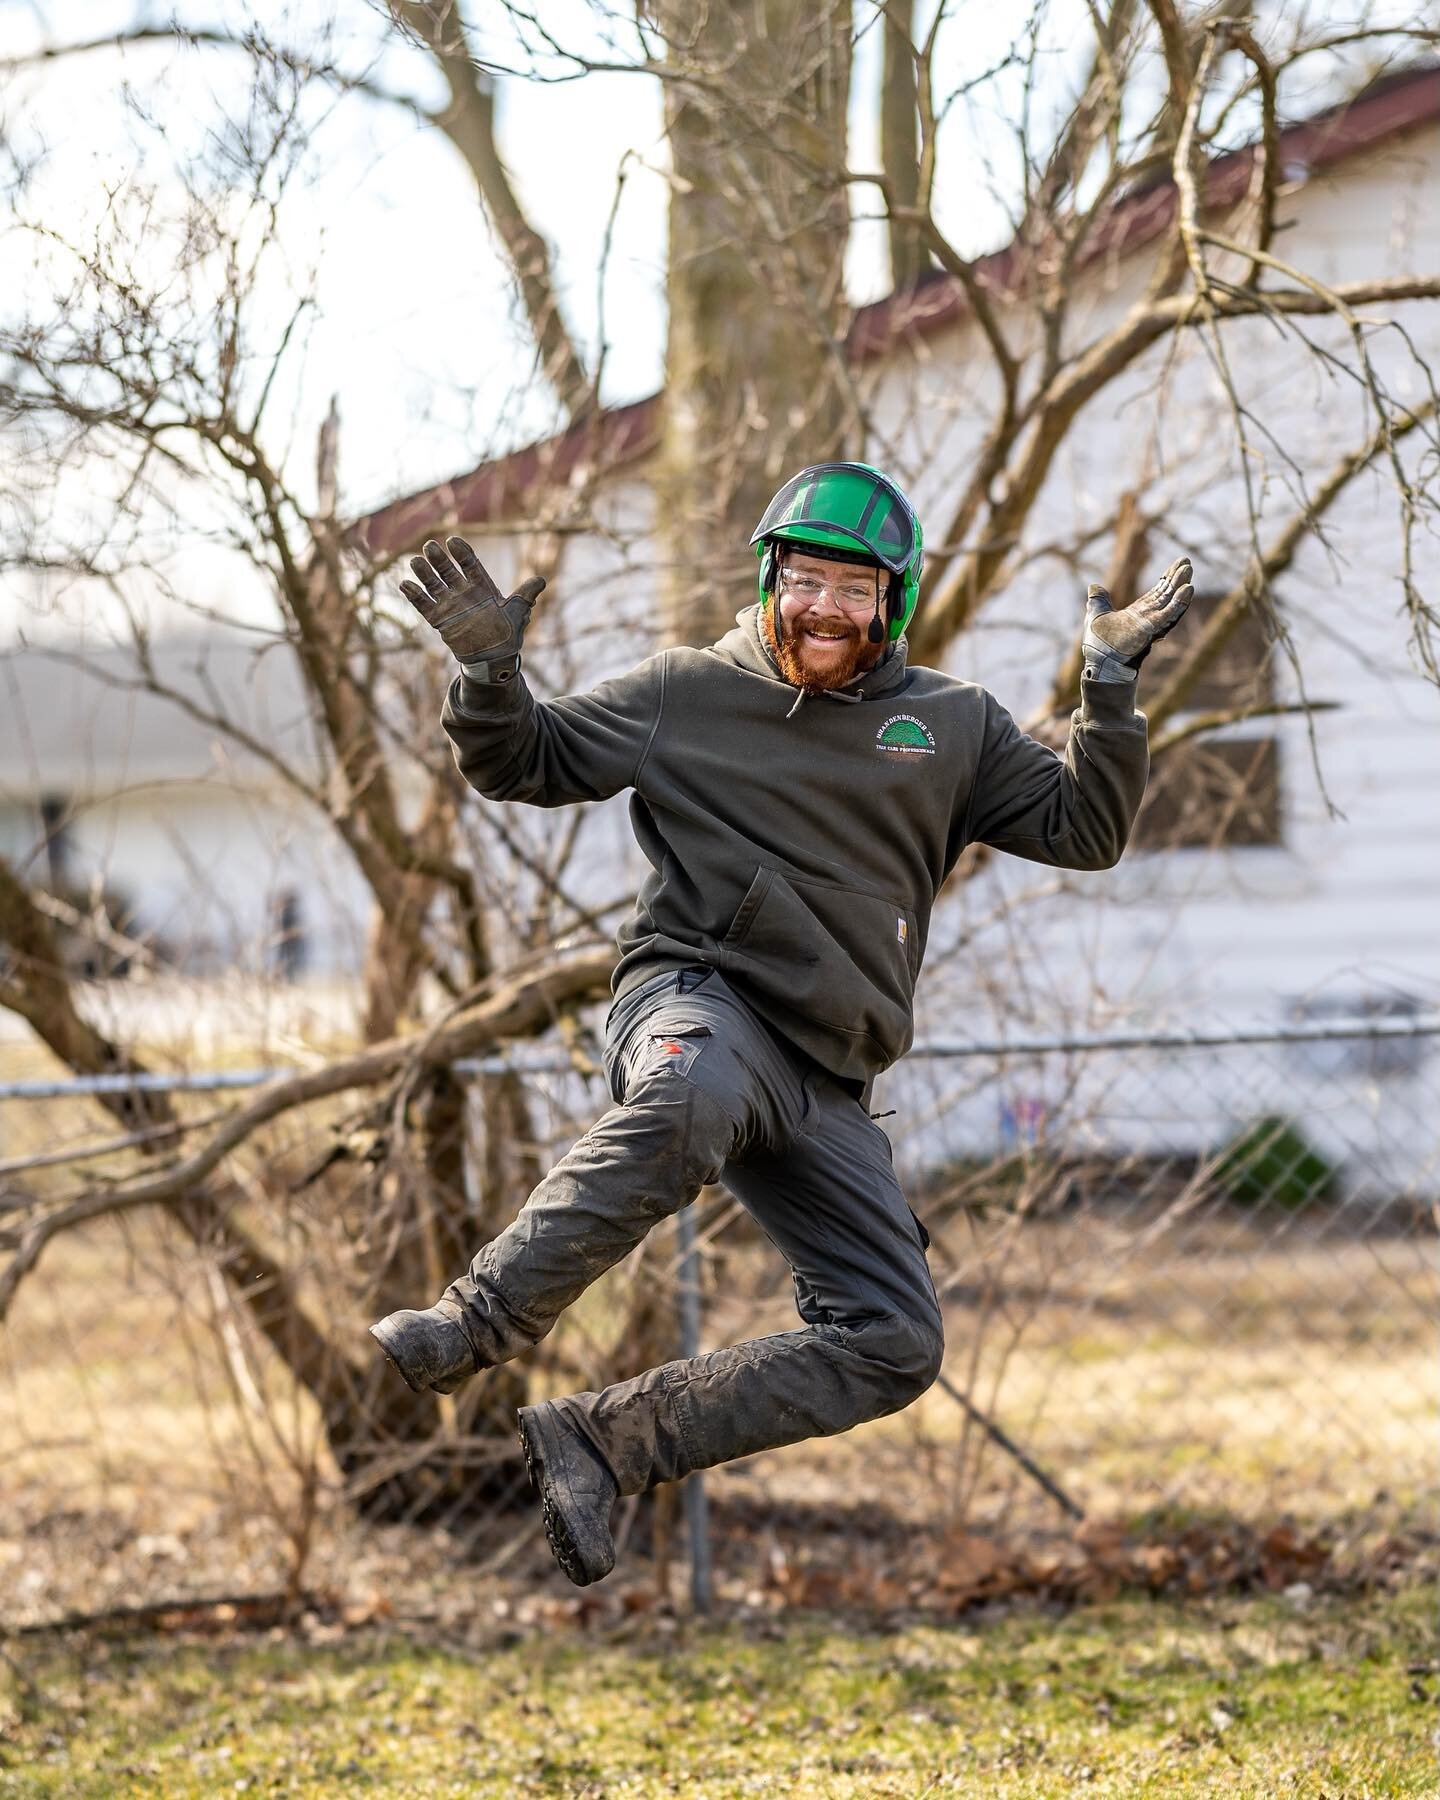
left=760, top=602, right=884, bottom=693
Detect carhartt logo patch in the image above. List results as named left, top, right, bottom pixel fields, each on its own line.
left=876, top=713, right=936, bottom=755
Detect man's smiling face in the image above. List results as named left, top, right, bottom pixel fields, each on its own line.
left=760, top=549, right=890, bottom=693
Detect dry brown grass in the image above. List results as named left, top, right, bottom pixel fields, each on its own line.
left=2, top=1182, right=1432, bottom=1639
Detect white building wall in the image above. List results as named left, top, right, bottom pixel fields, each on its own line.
left=64, top=781, right=372, bottom=977
left=884, top=129, right=1439, bottom=997
left=454, top=125, right=1439, bottom=1184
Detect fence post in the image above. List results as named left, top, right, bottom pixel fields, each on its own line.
left=675, top=1201, right=712, bottom=1614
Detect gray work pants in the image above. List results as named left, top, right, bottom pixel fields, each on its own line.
left=443, top=966, right=943, bottom=1496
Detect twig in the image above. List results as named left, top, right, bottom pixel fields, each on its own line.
left=27, top=890, right=161, bottom=974
left=1145, top=399, right=1438, bottom=731
left=472, top=1514, right=545, bottom=1578
left=1228, top=25, right=1279, bottom=289
left=1150, top=698, right=1339, bottom=757
left=0, top=1107, right=230, bottom=1180
left=934, top=1372, right=1085, bottom=1521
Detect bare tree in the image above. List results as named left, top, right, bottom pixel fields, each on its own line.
left=0, top=40, right=618, bottom=1520
left=858, top=3, right=1440, bottom=709
left=1, top=1, right=1437, bottom=1543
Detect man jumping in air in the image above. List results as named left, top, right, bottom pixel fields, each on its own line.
left=371, top=461, right=1192, bottom=1586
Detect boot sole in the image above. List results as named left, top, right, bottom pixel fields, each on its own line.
left=517, top=1407, right=612, bottom=1588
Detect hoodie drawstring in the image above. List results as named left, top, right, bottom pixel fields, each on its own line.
left=783, top=685, right=866, bottom=722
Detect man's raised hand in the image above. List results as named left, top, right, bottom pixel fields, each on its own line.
left=1081, top=556, right=1194, bottom=684
left=400, top=536, right=546, bottom=683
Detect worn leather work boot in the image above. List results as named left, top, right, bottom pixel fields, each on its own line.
left=368, top=1302, right=478, bottom=1395
left=517, top=1401, right=620, bottom=1587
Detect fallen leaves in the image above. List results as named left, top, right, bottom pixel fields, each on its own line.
left=8, top=1485, right=1433, bottom=1650
left=733, top=1506, right=1411, bottom=1620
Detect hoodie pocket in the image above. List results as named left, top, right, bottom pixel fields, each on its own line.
left=719, top=866, right=919, bottom=1077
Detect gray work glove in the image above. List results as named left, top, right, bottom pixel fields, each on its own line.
left=1082, top=556, right=1194, bottom=684
left=399, top=536, right=547, bottom=685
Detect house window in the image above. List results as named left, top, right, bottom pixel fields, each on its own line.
left=1284, top=993, right=1430, bottom=1080
left=38, top=793, right=73, bottom=888
left=1130, top=602, right=1282, bottom=851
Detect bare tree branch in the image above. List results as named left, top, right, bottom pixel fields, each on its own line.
left=1150, top=698, right=1339, bottom=757
left=1146, top=398, right=1439, bottom=733
left=910, top=274, right=1440, bottom=663
left=0, top=948, right=614, bottom=1324
left=387, top=2, right=594, bottom=422
left=0, top=23, right=429, bottom=115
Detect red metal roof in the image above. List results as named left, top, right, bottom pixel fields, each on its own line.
left=359, top=62, right=1439, bottom=555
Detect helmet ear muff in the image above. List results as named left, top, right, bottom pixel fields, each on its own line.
left=759, top=541, right=781, bottom=600
left=891, top=564, right=922, bottom=639
left=885, top=571, right=905, bottom=639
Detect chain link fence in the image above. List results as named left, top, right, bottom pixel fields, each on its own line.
left=1, top=1012, right=1435, bottom=1629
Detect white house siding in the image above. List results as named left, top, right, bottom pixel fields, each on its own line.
left=428, top=124, right=1438, bottom=1188
left=0, top=639, right=374, bottom=989
left=860, top=122, right=1440, bottom=1190
left=63, top=782, right=373, bottom=977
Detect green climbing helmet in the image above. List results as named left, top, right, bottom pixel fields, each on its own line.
left=749, top=461, right=924, bottom=642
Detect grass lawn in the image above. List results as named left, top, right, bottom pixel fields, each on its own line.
left=2, top=1583, right=1435, bottom=1797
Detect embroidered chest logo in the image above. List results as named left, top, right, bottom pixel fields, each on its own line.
left=875, top=713, right=936, bottom=756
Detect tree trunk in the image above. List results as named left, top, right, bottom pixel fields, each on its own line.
left=881, top=0, right=928, bottom=291
left=652, top=0, right=857, bottom=649
left=288, top=409, right=546, bottom=1529
left=449, top=1067, right=543, bottom=1490
left=360, top=869, right=438, bottom=1044
left=346, top=1067, right=531, bottom=1524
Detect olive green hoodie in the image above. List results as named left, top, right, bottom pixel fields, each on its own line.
left=443, top=603, right=1148, bottom=1102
